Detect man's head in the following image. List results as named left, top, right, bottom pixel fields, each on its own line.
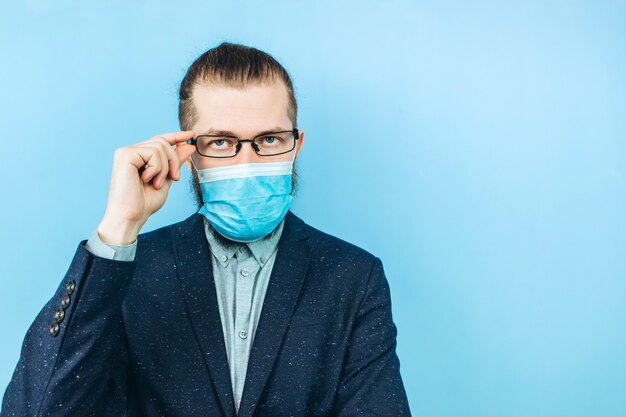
left=178, top=42, right=304, bottom=209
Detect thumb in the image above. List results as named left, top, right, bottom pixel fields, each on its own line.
left=175, top=143, right=197, bottom=167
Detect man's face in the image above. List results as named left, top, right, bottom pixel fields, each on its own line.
left=185, top=81, right=304, bottom=172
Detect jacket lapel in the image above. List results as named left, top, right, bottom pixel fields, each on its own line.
left=238, top=210, right=312, bottom=417
left=172, top=212, right=236, bottom=417
left=172, top=210, right=311, bottom=417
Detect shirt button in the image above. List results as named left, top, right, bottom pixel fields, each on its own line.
left=236, top=399, right=241, bottom=409
left=239, top=329, right=248, bottom=339
left=220, top=255, right=228, bottom=263
left=260, top=256, right=266, bottom=264
left=241, top=268, right=250, bottom=277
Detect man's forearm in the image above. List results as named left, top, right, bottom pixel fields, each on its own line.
left=1, top=240, right=136, bottom=415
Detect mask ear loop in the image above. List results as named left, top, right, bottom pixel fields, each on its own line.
left=287, top=134, right=299, bottom=166
left=188, top=153, right=204, bottom=214
left=288, top=141, right=298, bottom=196
left=189, top=152, right=200, bottom=173
left=290, top=144, right=297, bottom=164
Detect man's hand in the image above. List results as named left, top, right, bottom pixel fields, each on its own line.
left=97, top=130, right=197, bottom=246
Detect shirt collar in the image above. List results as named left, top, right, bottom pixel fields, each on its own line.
left=202, top=217, right=285, bottom=269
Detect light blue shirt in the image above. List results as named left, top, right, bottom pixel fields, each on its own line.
left=84, top=216, right=285, bottom=414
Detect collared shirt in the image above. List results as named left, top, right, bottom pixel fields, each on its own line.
left=201, top=218, right=284, bottom=413
left=84, top=217, right=285, bottom=414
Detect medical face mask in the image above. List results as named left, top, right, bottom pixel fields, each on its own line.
left=190, top=151, right=296, bottom=243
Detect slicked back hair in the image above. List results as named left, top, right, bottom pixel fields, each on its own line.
left=178, top=41, right=297, bottom=131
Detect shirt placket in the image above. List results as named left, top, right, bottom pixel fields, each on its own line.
left=233, top=245, right=257, bottom=412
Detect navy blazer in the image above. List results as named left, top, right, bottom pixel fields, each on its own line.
left=2, top=210, right=411, bottom=416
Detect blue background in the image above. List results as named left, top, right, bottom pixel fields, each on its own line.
left=1, top=1, right=625, bottom=415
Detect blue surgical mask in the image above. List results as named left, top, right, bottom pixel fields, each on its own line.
left=190, top=151, right=296, bottom=243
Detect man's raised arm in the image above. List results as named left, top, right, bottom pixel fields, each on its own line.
left=1, top=130, right=196, bottom=416
left=1, top=240, right=135, bottom=416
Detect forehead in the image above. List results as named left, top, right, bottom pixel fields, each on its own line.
left=191, top=81, right=292, bottom=136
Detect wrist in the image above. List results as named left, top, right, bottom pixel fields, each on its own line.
left=97, top=215, right=144, bottom=246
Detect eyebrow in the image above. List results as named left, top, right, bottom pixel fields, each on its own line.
left=199, top=127, right=291, bottom=137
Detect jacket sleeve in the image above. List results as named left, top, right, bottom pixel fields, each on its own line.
left=333, top=257, right=412, bottom=416
left=1, top=239, right=136, bottom=416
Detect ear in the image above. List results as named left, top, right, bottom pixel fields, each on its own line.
left=295, top=129, right=304, bottom=158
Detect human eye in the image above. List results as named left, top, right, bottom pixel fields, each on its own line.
left=208, top=137, right=236, bottom=149
left=256, top=135, right=284, bottom=147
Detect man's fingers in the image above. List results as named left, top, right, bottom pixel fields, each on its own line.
left=135, top=141, right=190, bottom=188
left=148, top=138, right=194, bottom=182
left=121, top=132, right=197, bottom=189
left=175, top=143, right=197, bottom=167
left=151, top=143, right=170, bottom=189
left=148, top=130, right=196, bottom=146
left=131, top=146, right=162, bottom=183
left=154, top=138, right=185, bottom=181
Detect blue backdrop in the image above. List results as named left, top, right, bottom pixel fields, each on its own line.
left=1, top=1, right=625, bottom=415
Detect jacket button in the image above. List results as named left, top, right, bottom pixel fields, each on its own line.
left=53, top=308, right=65, bottom=323
left=49, top=322, right=60, bottom=337
left=66, top=280, right=76, bottom=295
left=61, top=294, right=71, bottom=309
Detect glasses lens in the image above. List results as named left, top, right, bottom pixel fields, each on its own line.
left=254, top=131, right=295, bottom=156
left=196, top=136, right=238, bottom=157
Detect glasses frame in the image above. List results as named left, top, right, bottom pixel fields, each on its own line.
left=187, top=128, right=300, bottom=158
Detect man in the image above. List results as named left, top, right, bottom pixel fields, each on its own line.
left=1, top=42, right=411, bottom=416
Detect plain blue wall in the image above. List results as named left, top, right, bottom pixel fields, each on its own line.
left=1, top=1, right=625, bottom=415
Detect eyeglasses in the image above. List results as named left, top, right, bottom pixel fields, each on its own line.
left=187, top=128, right=299, bottom=158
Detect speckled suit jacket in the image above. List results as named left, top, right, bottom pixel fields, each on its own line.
left=1, top=210, right=411, bottom=416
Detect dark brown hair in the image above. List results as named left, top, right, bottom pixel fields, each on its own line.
left=179, top=41, right=297, bottom=130
left=178, top=42, right=300, bottom=209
